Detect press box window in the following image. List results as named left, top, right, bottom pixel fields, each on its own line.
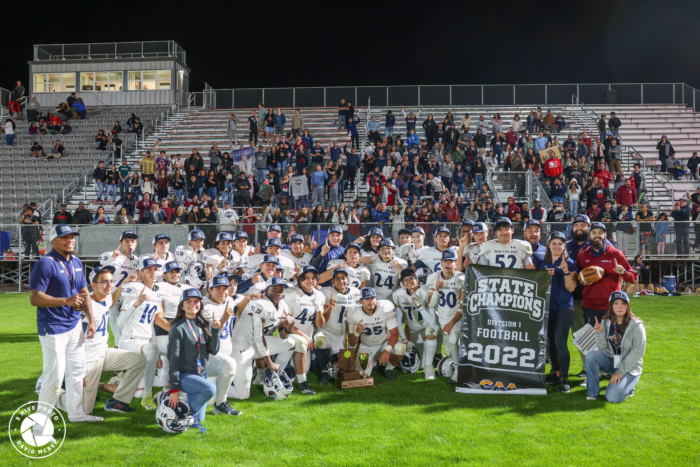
left=80, top=72, right=123, bottom=91
left=33, top=73, right=76, bottom=93
left=128, top=70, right=171, bottom=90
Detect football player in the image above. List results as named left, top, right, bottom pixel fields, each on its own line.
left=101, top=230, right=140, bottom=346
left=318, top=242, right=371, bottom=289
left=202, top=232, right=236, bottom=279
left=228, top=278, right=305, bottom=400
left=153, top=261, right=185, bottom=388
left=279, top=265, right=326, bottom=395
left=174, top=229, right=206, bottom=271
left=368, top=238, right=408, bottom=304
left=457, top=220, right=474, bottom=246
left=427, top=250, right=465, bottom=385
left=244, top=238, right=296, bottom=280
left=478, top=217, right=535, bottom=269
left=236, top=254, right=280, bottom=295
left=456, top=222, right=489, bottom=271
left=347, top=287, right=406, bottom=382
left=230, top=231, right=255, bottom=274
left=392, top=269, right=438, bottom=379
left=410, top=226, right=458, bottom=275
left=397, top=228, right=412, bottom=247
left=117, top=258, right=164, bottom=409
left=280, top=234, right=313, bottom=270
left=318, top=267, right=361, bottom=384
left=140, top=234, right=175, bottom=281
left=224, top=273, right=246, bottom=333
left=397, top=226, right=430, bottom=264
left=200, top=275, right=241, bottom=416
left=260, top=224, right=292, bottom=253
left=359, top=226, right=384, bottom=257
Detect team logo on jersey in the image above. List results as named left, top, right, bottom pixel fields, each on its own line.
left=466, top=276, right=546, bottom=321
left=8, top=402, right=66, bottom=458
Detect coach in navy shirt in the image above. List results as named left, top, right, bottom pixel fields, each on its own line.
left=29, top=224, right=102, bottom=423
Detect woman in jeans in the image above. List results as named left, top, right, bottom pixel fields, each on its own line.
left=472, top=158, right=486, bottom=194
left=567, top=180, right=581, bottom=215
left=167, top=288, right=225, bottom=427
left=3, top=119, right=16, bottom=146
left=586, top=291, right=646, bottom=402
left=171, top=169, right=185, bottom=203
left=130, top=173, right=142, bottom=201
left=540, top=231, right=578, bottom=393
left=205, top=170, right=218, bottom=201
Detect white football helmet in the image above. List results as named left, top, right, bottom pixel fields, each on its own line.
left=156, top=392, right=195, bottom=434
left=437, top=357, right=455, bottom=378
left=184, top=261, right=207, bottom=291
left=263, top=368, right=293, bottom=401
left=313, top=331, right=327, bottom=349
left=399, top=349, right=421, bottom=373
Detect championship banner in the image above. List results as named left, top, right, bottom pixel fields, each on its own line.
left=456, top=264, right=550, bottom=395
left=291, top=175, right=309, bottom=197
left=538, top=146, right=561, bottom=163
left=232, top=147, right=255, bottom=163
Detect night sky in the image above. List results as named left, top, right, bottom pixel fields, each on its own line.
left=3, top=0, right=699, bottom=94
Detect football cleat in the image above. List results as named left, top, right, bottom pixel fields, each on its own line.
left=213, top=402, right=242, bottom=416
left=105, top=398, right=135, bottom=413
left=253, top=370, right=266, bottom=385
left=576, top=370, right=586, bottom=378
left=384, top=368, right=397, bottom=382
left=298, top=381, right=316, bottom=395
left=141, top=395, right=157, bottom=410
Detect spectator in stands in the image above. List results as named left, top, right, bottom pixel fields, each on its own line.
left=616, top=179, right=637, bottom=207
left=608, top=139, right=623, bottom=179
left=384, top=110, right=396, bottom=138
left=93, top=161, right=107, bottom=202
left=66, top=92, right=78, bottom=119
left=234, top=172, right=251, bottom=208
left=30, top=141, right=43, bottom=158
left=653, top=212, right=669, bottom=256
left=28, top=123, right=38, bottom=135
left=185, top=150, right=204, bottom=180
left=544, top=152, right=563, bottom=184
left=136, top=193, right=154, bottom=223
left=111, top=121, right=122, bottom=134
left=171, top=169, right=185, bottom=202
left=129, top=173, right=142, bottom=201
left=367, top=116, right=381, bottom=144
left=247, top=110, right=258, bottom=145
left=264, top=109, right=275, bottom=145
left=337, top=99, right=348, bottom=130
left=73, top=202, right=93, bottom=225
left=142, top=175, right=155, bottom=199
left=146, top=203, right=167, bottom=225
left=686, top=151, right=699, bottom=181
left=3, top=119, right=16, bottom=146
left=568, top=180, right=582, bottom=215
left=114, top=207, right=134, bottom=225
left=540, top=110, right=555, bottom=133
left=154, top=169, right=170, bottom=201
left=594, top=162, right=613, bottom=188
left=635, top=204, right=655, bottom=254
left=116, top=160, right=131, bottom=197
left=105, top=164, right=119, bottom=202
left=667, top=153, right=685, bottom=180
left=92, top=206, right=111, bottom=225
left=52, top=204, right=73, bottom=224
left=73, top=98, right=86, bottom=119
left=169, top=206, right=186, bottom=225
left=226, top=113, right=239, bottom=149
left=140, top=151, right=156, bottom=180
left=274, top=108, right=286, bottom=143
left=671, top=199, right=691, bottom=255
left=347, top=118, right=360, bottom=150
left=310, top=164, right=328, bottom=207
left=608, top=112, right=621, bottom=137
left=208, top=143, right=221, bottom=172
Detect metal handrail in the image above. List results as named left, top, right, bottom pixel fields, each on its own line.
left=355, top=97, right=371, bottom=200
left=62, top=174, right=88, bottom=204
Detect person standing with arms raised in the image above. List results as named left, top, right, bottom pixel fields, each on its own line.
left=29, top=224, right=103, bottom=424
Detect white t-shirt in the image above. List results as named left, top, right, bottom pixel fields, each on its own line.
left=320, top=286, right=360, bottom=336
left=346, top=300, right=398, bottom=347
left=477, top=239, right=533, bottom=269
left=82, top=294, right=113, bottom=363
left=218, top=209, right=239, bottom=225
left=327, top=259, right=371, bottom=289
left=426, top=271, right=465, bottom=326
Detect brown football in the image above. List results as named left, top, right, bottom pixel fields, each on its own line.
left=579, top=266, right=605, bottom=285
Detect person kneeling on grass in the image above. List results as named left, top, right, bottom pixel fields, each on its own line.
left=586, top=291, right=646, bottom=402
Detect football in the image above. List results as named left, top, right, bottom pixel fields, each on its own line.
left=579, top=266, right=605, bottom=285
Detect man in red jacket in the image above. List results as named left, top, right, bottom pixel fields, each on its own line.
left=544, top=152, right=563, bottom=183
left=577, top=222, right=635, bottom=326
left=615, top=178, right=637, bottom=207
left=505, top=197, right=520, bottom=220
left=593, top=162, right=612, bottom=188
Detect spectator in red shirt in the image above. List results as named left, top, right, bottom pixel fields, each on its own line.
left=136, top=193, right=154, bottom=223
left=444, top=199, right=459, bottom=222
left=505, top=127, right=518, bottom=148
left=544, top=153, right=563, bottom=183
left=506, top=197, right=521, bottom=220
left=615, top=179, right=638, bottom=207
left=577, top=222, right=635, bottom=325
left=594, top=162, right=612, bottom=188
left=586, top=199, right=601, bottom=220
left=160, top=199, right=174, bottom=222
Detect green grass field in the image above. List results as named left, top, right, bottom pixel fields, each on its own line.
left=1, top=293, right=698, bottom=466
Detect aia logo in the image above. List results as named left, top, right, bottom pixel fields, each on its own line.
left=479, top=379, right=518, bottom=391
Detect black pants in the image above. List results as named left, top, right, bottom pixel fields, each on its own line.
left=426, top=134, right=434, bottom=150
left=548, top=307, right=574, bottom=378
left=583, top=307, right=607, bottom=327
left=347, top=168, right=357, bottom=190
left=351, top=134, right=359, bottom=150
left=249, top=130, right=257, bottom=144
left=236, top=195, right=250, bottom=208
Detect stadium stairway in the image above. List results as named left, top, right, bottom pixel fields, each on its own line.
left=61, top=104, right=699, bottom=218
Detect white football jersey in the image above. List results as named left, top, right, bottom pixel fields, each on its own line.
left=327, top=259, right=371, bottom=289
left=280, top=249, right=312, bottom=270
left=244, top=253, right=295, bottom=280
left=202, top=248, right=237, bottom=275
left=228, top=293, right=246, bottom=338
left=320, top=286, right=360, bottom=336
left=159, top=281, right=184, bottom=319
left=230, top=245, right=255, bottom=273
left=361, top=248, right=379, bottom=258
left=99, top=251, right=139, bottom=288
left=119, top=283, right=164, bottom=341
left=462, top=243, right=484, bottom=266
left=139, top=251, right=175, bottom=281
left=82, top=294, right=113, bottom=363
left=369, top=255, right=408, bottom=303
left=416, top=246, right=458, bottom=274
left=397, top=243, right=430, bottom=263
left=174, top=244, right=206, bottom=270
left=231, top=296, right=289, bottom=349
left=392, top=287, right=430, bottom=333
left=287, top=287, right=326, bottom=337
left=477, top=239, right=533, bottom=269
left=201, top=296, right=236, bottom=355
left=426, top=271, right=465, bottom=326
left=346, top=300, right=398, bottom=347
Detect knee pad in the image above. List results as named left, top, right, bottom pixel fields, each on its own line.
left=393, top=341, right=406, bottom=355
left=292, top=335, right=308, bottom=353
left=426, top=326, right=438, bottom=338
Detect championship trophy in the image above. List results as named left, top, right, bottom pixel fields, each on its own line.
left=358, top=353, right=371, bottom=378
left=334, top=345, right=374, bottom=389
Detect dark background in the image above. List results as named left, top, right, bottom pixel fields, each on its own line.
left=4, top=0, right=699, bottom=93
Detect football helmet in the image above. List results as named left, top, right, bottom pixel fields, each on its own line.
left=184, top=260, right=207, bottom=291
left=156, top=392, right=195, bottom=434
left=263, top=368, right=293, bottom=401
left=399, top=349, right=421, bottom=374
left=313, top=331, right=327, bottom=349
left=437, top=357, right=455, bottom=378
left=327, top=354, right=339, bottom=380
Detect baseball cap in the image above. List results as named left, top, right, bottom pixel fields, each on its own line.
left=609, top=291, right=629, bottom=303
left=164, top=261, right=182, bottom=273
left=329, top=225, right=343, bottom=234
left=228, top=274, right=243, bottom=283
left=120, top=230, right=138, bottom=241
left=524, top=219, right=541, bottom=229
left=590, top=222, right=606, bottom=232
left=398, top=228, right=412, bottom=236
left=400, top=269, right=417, bottom=281
left=188, top=229, right=205, bottom=241
left=180, top=288, right=203, bottom=302
left=300, top=265, right=319, bottom=276
left=369, top=227, right=384, bottom=237
left=378, top=238, right=395, bottom=248
left=215, top=232, right=233, bottom=244
left=332, top=267, right=348, bottom=278
left=289, top=234, right=304, bottom=244
left=140, top=257, right=161, bottom=270
left=435, top=226, right=450, bottom=235
left=548, top=231, right=567, bottom=242
left=361, top=287, right=377, bottom=300
left=573, top=214, right=591, bottom=225
left=261, top=254, right=279, bottom=265
left=264, top=277, right=290, bottom=289
left=51, top=224, right=80, bottom=240
left=89, top=265, right=115, bottom=283
left=472, top=222, right=489, bottom=233
left=495, top=217, right=513, bottom=228
left=441, top=250, right=457, bottom=261
left=268, top=224, right=281, bottom=232
left=275, top=264, right=284, bottom=271
left=346, top=242, right=362, bottom=251
left=209, top=275, right=229, bottom=289
left=461, top=220, right=475, bottom=227
left=233, top=231, right=248, bottom=241
left=265, top=238, right=282, bottom=248
left=152, top=234, right=171, bottom=246
left=411, top=226, right=425, bottom=236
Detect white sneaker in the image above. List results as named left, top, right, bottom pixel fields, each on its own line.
left=586, top=395, right=597, bottom=401
left=424, top=365, right=435, bottom=380
left=69, top=414, right=104, bottom=422
left=253, top=371, right=265, bottom=385
left=580, top=377, right=587, bottom=388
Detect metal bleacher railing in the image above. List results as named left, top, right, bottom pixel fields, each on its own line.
left=33, top=41, right=186, bottom=64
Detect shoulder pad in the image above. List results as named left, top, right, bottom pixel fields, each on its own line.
left=514, top=239, right=533, bottom=255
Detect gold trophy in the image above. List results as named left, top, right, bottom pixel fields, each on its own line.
left=358, top=353, right=371, bottom=379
